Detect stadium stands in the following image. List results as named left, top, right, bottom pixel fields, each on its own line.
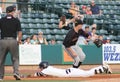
left=19, top=0, right=120, bottom=44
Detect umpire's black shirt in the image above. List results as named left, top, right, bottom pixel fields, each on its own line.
left=63, top=29, right=89, bottom=48
left=0, top=14, right=21, bottom=39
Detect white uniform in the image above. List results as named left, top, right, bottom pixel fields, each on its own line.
left=0, top=7, right=2, bottom=19
left=39, top=66, right=104, bottom=77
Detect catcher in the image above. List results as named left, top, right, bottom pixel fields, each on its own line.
left=26, top=61, right=112, bottom=78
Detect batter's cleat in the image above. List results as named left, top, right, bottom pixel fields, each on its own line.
left=13, top=73, right=21, bottom=80
left=103, top=62, right=112, bottom=74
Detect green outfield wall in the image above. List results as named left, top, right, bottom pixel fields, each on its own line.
left=41, top=44, right=63, bottom=64
left=62, top=45, right=102, bottom=64
left=5, top=44, right=102, bottom=65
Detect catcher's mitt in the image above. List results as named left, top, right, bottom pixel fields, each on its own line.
left=94, top=39, right=103, bottom=48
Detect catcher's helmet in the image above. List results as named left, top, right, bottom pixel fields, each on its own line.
left=39, top=61, right=49, bottom=69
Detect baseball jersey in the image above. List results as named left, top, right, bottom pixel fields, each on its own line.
left=63, top=29, right=89, bottom=48
left=40, top=66, right=104, bottom=77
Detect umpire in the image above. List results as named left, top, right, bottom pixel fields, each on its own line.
left=0, top=6, right=22, bottom=80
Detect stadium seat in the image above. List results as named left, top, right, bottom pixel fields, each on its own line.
left=104, top=20, right=111, bottom=24
left=35, top=18, right=43, bottom=23
left=50, top=19, right=59, bottom=24
left=55, top=35, right=64, bottom=41
left=43, top=13, right=50, bottom=18
left=96, top=1, right=104, bottom=5
left=112, top=19, right=119, bottom=24
left=50, top=23, right=58, bottom=29
left=106, top=5, right=112, bottom=10
left=27, top=13, right=33, bottom=18
left=51, top=13, right=58, bottom=19
left=20, top=18, right=28, bottom=23
left=92, top=15, right=100, bottom=19
left=38, top=29, right=46, bottom=34
left=56, top=40, right=63, bottom=44
left=60, top=0, right=69, bottom=4
left=43, top=19, right=49, bottom=23
left=28, top=23, right=37, bottom=28
left=61, top=29, right=68, bottom=34
left=54, top=0, right=61, bottom=4
left=21, top=23, right=29, bottom=28
left=104, top=1, right=110, bottom=5
left=109, top=24, right=114, bottom=30
left=93, top=19, right=98, bottom=24
left=103, top=10, right=109, bottom=14
left=113, top=5, right=118, bottom=10
left=63, top=34, right=66, bottom=38
left=114, top=35, right=120, bottom=41
left=99, top=29, right=108, bottom=35
left=105, top=14, right=110, bottom=19
left=50, top=19, right=56, bottom=23
left=109, top=10, right=116, bottom=15
left=110, top=1, right=116, bottom=5
left=29, top=29, right=34, bottom=34
left=100, top=5, right=105, bottom=10
left=96, top=30, right=100, bottom=35
left=34, top=13, right=43, bottom=18
left=42, top=23, right=48, bottom=28
left=116, top=1, right=120, bottom=5
left=93, top=19, right=103, bottom=24
left=115, top=25, right=120, bottom=30
left=35, top=18, right=40, bottom=23
left=111, top=41, right=119, bottom=44
left=45, top=29, right=51, bottom=34
left=21, top=13, right=28, bottom=18
left=27, top=18, right=35, bottom=23
left=53, top=29, right=63, bottom=35
left=46, top=34, right=54, bottom=41
left=112, top=15, right=117, bottom=20
left=36, top=23, right=44, bottom=28
left=108, top=35, right=115, bottom=40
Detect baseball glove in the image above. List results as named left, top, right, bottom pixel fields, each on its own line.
left=94, top=39, right=103, bottom=48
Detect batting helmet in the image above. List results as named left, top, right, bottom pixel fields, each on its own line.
left=39, top=61, right=49, bottom=69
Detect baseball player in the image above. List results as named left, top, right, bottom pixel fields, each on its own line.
left=33, top=61, right=112, bottom=77
left=63, top=19, right=90, bottom=68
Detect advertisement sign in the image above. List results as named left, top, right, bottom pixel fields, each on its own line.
left=19, top=45, right=41, bottom=65
left=103, top=44, right=120, bottom=64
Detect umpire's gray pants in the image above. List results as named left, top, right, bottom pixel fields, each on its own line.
left=0, top=39, right=19, bottom=79
left=65, top=45, right=86, bottom=67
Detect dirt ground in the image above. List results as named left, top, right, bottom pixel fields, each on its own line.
left=4, top=64, right=120, bottom=82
